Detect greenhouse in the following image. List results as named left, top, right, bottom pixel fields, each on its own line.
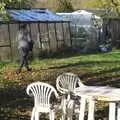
left=57, top=10, right=103, bottom=52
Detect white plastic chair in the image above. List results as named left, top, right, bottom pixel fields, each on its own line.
left=56, top=72, right=85, bottom=120
left=57, top=73, right=120, bottom=120
left=26, top=82, right=59, bottom=120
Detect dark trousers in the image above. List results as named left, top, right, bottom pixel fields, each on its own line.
left=18, top=47, right=30, bottom=72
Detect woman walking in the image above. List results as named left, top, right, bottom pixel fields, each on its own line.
left=16, top=24, right=33, bottom=74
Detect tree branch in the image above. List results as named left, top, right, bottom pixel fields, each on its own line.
left=111, top=0, right=120, bottom=16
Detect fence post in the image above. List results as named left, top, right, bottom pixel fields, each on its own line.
left=54, top=23, right=58, bottom=50
left=28, top=23, right=34, bottom=59
left=8, top=23, right=12, bottom=61
left=46, top=22, right=51, bottom=55
left=37, top=23, right=42, bottom=54
left=61, top=22, right=65, bottom=45
left=68, top=22, right=72, bottom=47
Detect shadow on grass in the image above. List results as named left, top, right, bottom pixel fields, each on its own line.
left=0, top=84, right=116, bottom=120
left=85, top=75, right=120, bottom=88
left=0, top=84, right=110, bottom=120
left=48, top=59, right=120, bottom=69
left=1, top=59, right=120, bottom=119
left=39, top=48, right=105, bottom=59
left=40, top=49, right=120, bottom=60
left=0, top=86, right=31, bottom=120
left=0, top=85, right=59, bottom=120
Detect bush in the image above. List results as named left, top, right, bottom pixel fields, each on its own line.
left=56, top=0, right=74, bottom=12
left=83, top=39, right=99, bottom=53
left=71, top=26, right=90, bottom=50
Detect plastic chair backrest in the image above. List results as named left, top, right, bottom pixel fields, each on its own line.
left=56, top=72, right=84, bottom=94
left=26, top=82, right=59, bottom=108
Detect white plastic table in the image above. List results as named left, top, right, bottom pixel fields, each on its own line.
left=74, top=86, right=120, bottom=120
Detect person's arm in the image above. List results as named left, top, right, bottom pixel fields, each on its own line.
left=37, top=33, right=41, bottom=48
left=26, top=30, right=32, bottom=42
left=27, top=31, right=34, bottom=51
left=16, top=31, right=21, bottom=47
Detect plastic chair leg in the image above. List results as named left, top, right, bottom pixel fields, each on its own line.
left=117, top=103, right=120, bottom=120
left=60, top=97, right=67, bottom=120
left=31, top=107, right=36, bottom=120
left=62, top=97, right=67, bottom=114
left=35, top=111, right=39, bottom=120
left=67, top=100, right=74, bottom=120
left=50, top=110, right=55, bottom=120
left=87, top=97, right=95, bottom=120
left=61, top=114, right=66, bottom=120
left=79, top=97, right=86, bottom=120
left=109, top=102, right=116, bottom=120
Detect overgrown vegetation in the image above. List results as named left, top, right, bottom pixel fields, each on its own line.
left=56, top=0, right=74, bottom=12
left=0, top=0, right=34, bottom=20
left=0, top=50, right=120, bottom=119
left=34, top=0, right=120, bottom=17
left=82, top=0, right=120, bottom=17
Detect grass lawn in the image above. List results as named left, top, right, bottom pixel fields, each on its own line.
left=1, top=49, right=120, bottom=119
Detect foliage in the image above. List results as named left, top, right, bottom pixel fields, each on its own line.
left=71, top=26, right=90, bottom=49
left=83, top=39, right=99, bottom=53
left=56, top=0, right=74, bottom=12
left=82, top=0, right=120, bottom=17
left=91, top=15, right=103, bottom=29
left=34, top=0, right=57, bottom=11
left=3, top=0, right=33, bottom=9
left=110, top=0, right=120, bottom=16
left=81, top=0, right=103, bottom=9
left=0, top=2, right=8, bottom=20
left=98, top=0, right=120, bottom=16
left=0, top=0, right=33, bottom=20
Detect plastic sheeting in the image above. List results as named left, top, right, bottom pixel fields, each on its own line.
left=7, top=9, right=67, bottom=22
left=57, top=10, right=102, bottom=27
left=57, top=10, right=103, bottom=51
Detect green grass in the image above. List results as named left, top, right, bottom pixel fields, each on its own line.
left=31, top=50, right=120, bottom=77
left=1, top=50, right=120, bottom=85
left=1, top=50, right=120, bottom=119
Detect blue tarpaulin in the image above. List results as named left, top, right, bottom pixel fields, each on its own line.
left=7, top=9, right=67, bottom=22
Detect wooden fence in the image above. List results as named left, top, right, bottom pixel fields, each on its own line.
left=0, top=21, right=71, bottom=60
left=2, top=19, right=119, bottom=61
left=103, top=18, right=120, bottom=48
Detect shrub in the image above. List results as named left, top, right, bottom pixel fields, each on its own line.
left=56, top=0, right=74, bottom=12
left=83, top=39, right=99, bottom=53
